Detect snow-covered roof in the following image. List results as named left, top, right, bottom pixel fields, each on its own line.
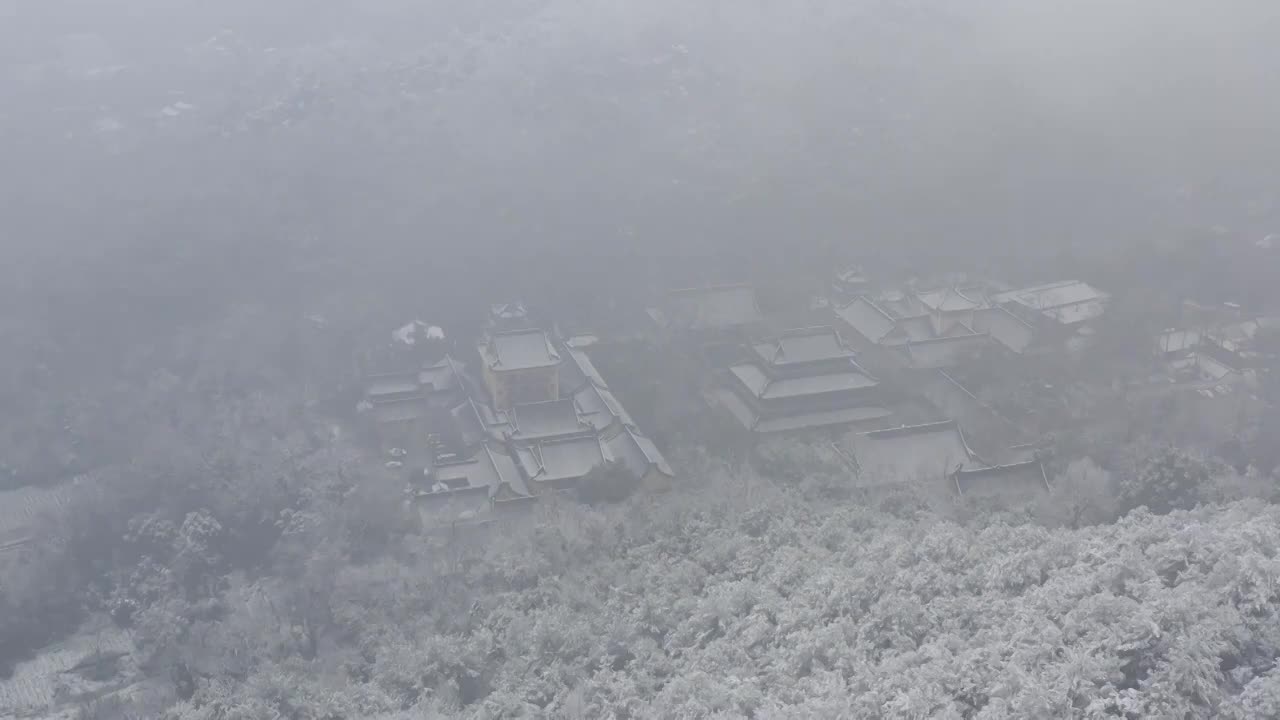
left=605, top=427, right=674, bottom=479
left=902, top=333, right=989, bottom=370
left=418, top=356, right=461, bottom=393
left=515, top=436, right=609, bottom=485
left=478, top=329, right=561, bottom=370
left=994, top=281, right=1108, bottom=312
left=729, top=365, right=877, bottom=400
left=751, top=327, right=856, bottom=367
left=835, top=297, right=897, bottom=344
left=429, top=443, right=528, bottom=499
left=972, top=307, right=1036, bottom=354
left=953, top=461, right=1050, bottom=499
left=917, top=287, right=984, bottom=313
left=366, top=374, right=421, bottom=399
left=1156, top=329, right=1202, bottom=355
left=851, top=420, right=977, bottom=488
left=509, top=398, right=592, bottom=440
left=715, top=388, right=891, bottom=433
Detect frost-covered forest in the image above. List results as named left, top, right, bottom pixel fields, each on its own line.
left=4, top=1, right=1280, bottom=718
left=18, top=454, right=1280, bottom=718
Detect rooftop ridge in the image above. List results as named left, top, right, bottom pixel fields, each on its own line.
left=904, top=331, right=988, bottom=346
left=861, top=419, right=959, bottom=439
left=668, top=282, right=754, bottom=295
left=952, top=459, right=1051, bottom=494
left=773, top=324, right=842, bottom=338
left=858, top=296, right=898, bottom=323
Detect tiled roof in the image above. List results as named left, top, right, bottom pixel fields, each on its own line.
left=729, top=364, right=878, bottom=400
left=572, top=381, right=633, bottom=431
left=878, top=292, right=926, bottom=319
left=715, top=387, right=891, bottom=433
left=366, top=374, right=421, bottom=399
left=751, top=326, right=855, bottom=366
left=1044, top=301, right=1106, bottom=326
left=509, top=398, right=591, bottom=440
left=973, top=307, right=1036, bottom=354
left=994, top=280, right=1108, bottom=311
left=516, top=435, right=609, bottom=485
left=478, top=329, right=561, bottom=370
left=1156, top=329, right=1202, bottom=355
left=835, top=297, right=897, bottom=344
left=753, top=406, right=892, bottom=433
left=953, top=460, right=1050, bottom=499
left=449, top=397, right=490, bottom=446
left=902, top=333, right=989, bottom=369
left=428, top=443, right=528, bottom=499
left=917, top=287, right=984, bottom=313
left=851, top=420, right=976, bottom=488
left=606, top=427, right=674, bottom=478
left=897, top=315, right=938, bottom=343
left=566, top=347, right=608, bottom=387
left=418, top=356, right=462, bottom=393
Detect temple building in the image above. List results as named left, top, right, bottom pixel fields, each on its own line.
left=833, top=288, right=991, bottom=369
left=478, top=329, right=562, bottom=409
left=716, top=326, right=893, bottom=433
left=360, top=356, right=465, bottom=445
left=992, top=280, right=1109, bottom=333
left=410, top=314, right=673, bottom=521
left=845, top=419, right=1050, bottom=502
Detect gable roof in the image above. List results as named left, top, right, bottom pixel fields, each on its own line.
left=953, top=460, right=1050, bottom=499
left=751, top=326, right=856, bottom=366
left=508, top=398, right=592, bottom=440
left=716, top=386, right=892, bottom=433
left=572, top=379, right=633, bottom=431
left=450, top=396, right=491, bottom=446
left=902, top=333, right=989, bottom=370
left=418, top=356, right=462, bottom=393
left=428, top=443, right=530, bottom=499
left=851, top=420, right=978, bottom=487
left=897, top=315, right=940, bottom=343
left=515, top=435, right=610, bottom=485
left=1044, top=301, right=1107, bottom=326
left=917, top=286, right=984, bottom=313
left=1156, top=329, right=1202, bottom=355
left=972, top=306, right=1037, bottom=354
left=606, top=426, right=674, bottom=479
left=478, top=329, right=561, bottom=370
left=729, top=364, right=878, bottom=400
left=664, top=284, right=760, bottom=330
left=878, top=291, right=927, bottom=319
left=835, top=297, right=898, bottom=344
left=994, top=280, right=1108, bottom=311
left=366, top=373, right=422, bottom=400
